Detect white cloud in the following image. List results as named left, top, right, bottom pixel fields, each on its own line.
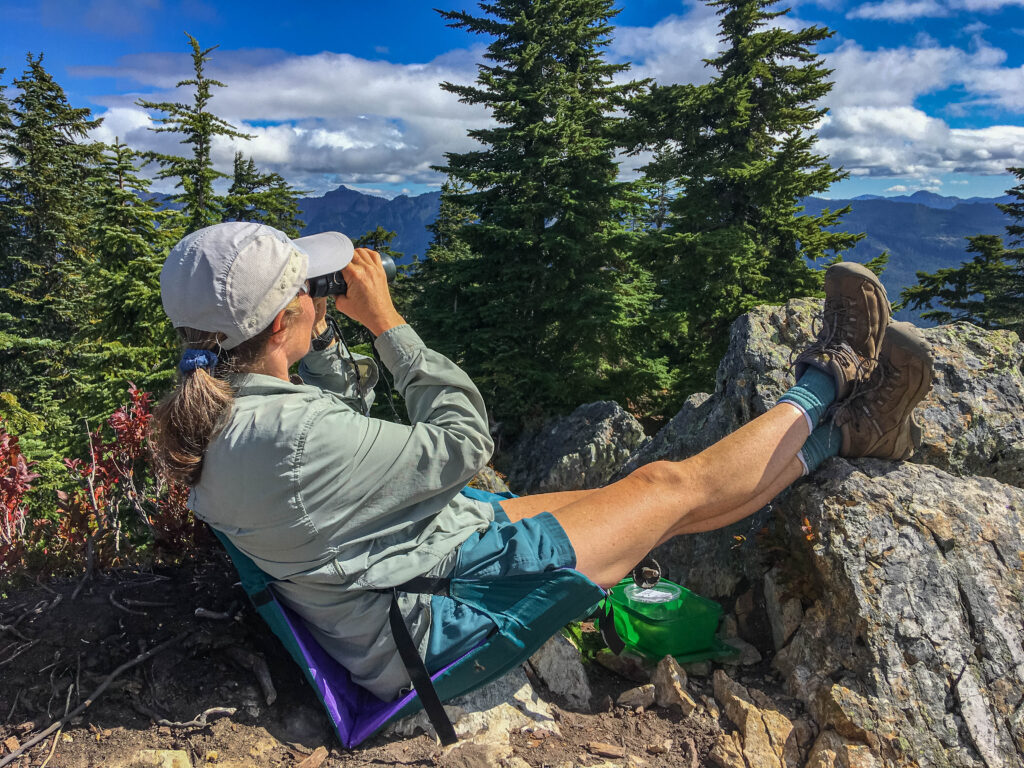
left=77, top=47, right=493, bottom=194
left=848, top=0, right=1024, bottom=20
left=612, top=6, right=722, bottom=85
left=614, top=9, right=1024, bottom=182
left=70, top=2, right=1024, bottom=194
left=885, top=185, right=910, bottom=192
left=848, top=1, right=949, bottom=20
left=813, top=39, right=1024, bottom=179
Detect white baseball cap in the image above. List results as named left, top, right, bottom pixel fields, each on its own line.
left=161, top=222, right=354, bottom=349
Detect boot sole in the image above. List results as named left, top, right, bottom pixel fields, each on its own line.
left=873, top=322, right=934, bottom=459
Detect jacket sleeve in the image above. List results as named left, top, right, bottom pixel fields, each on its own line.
left=298, top=340, right=378, bottom=413
left=296, top=324, right=495, bottom=551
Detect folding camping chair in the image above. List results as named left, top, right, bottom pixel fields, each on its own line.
left=211, top=488, right=605, bottom=747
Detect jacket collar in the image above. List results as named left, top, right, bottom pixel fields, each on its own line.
left=231, top=372, right=315, bottom=397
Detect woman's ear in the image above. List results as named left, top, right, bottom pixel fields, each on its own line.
left=269, top=308, right=288, bottom=339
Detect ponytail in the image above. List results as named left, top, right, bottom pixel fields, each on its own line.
left=149, top=296, right=303, bottom=486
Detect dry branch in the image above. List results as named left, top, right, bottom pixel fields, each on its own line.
left=224, top=646, right=277, bottom=705
left=108, top=591, right=146, bottom=616
left=155, top=707, right=237, bottom=728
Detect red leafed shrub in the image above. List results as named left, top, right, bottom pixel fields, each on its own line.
left=54, top=384, right=196, bottom=571
left=0, top=422, right=39, bottom=577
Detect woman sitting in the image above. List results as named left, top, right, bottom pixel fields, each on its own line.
left=151, top=221, right=932, bottom=701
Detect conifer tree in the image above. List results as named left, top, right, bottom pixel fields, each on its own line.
left=410, top=179, right=483, bottom=363
left=354, top=225, right=402, bottom=257
left=222, top=151, right=306, bottom=237
left=628, top=0, right=859, bottom=397
left=137, top=35, right=251, bottom=234
left=436, top=0, right=664, bottom=430
left=0, top=56, right=103, bottom=467
left=72, top=140, right=180, bottom=421
left=901, top=167, right=1024, bottom=335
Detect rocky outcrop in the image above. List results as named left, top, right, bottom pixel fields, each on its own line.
left=914, top=323, right=1024, bottom=486
left=503, top=401, right=647, bottom=494
left=617, top=301, right=1024, bottom=488
left=497, top=299, right=1023, bottom=767
left=772, top=460, right=1024, bottom=767
left=613, top=301, right=1024, bottom=599
left=469, top=466, right=512, bottom=495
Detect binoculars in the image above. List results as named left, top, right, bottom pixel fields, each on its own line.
left=307, top=253, right=397, bottom=298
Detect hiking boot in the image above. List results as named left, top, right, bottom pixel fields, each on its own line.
left=794, top=262, right=891, bottom=399
left=833, top=322, right=934, bottom=460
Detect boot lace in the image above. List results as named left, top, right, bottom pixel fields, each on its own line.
left=830, top=357, right=900, bottom=432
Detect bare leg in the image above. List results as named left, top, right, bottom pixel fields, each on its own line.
left=501, top=489, right=598, bottom=523
left=664, top=457, right=802, bottom=538
left=506, top=403, right=809, bottom=587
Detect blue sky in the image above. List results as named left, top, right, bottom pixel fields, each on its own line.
left=2, top=0, right=1023, bottom=200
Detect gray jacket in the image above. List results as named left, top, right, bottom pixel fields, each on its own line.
left=190, top=324, right=496, bottom=698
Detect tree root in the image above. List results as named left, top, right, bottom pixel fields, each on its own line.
left=0, top=631, right=189, bottom=768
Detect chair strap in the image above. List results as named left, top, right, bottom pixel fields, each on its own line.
left=598, top=600, right=626, bottom=655
left=388, top=588, right=457, bottom=745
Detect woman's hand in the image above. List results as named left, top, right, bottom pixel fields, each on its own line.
left=333, top=248, right=406, bottom=336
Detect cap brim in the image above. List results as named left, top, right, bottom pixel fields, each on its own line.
left=292, top=231, right=354, bottom=278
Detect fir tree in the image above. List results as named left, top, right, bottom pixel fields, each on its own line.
left=222, top=151, right=306, bottom=238
left=410, top=179, right=483, bottom=363
left=999, top=166, right=1024, bottom=247
left=628, top=0, right=860, bottom=397
left=901, top=167, right=1024, bottom=335
left=72, top=140, right=180, bottom=422
left=136, top=35, right=251, bottom=234
left=354, top=225, right=402, bottom=257
left=436, top=0, right=664, bottom=430
left=0, top=55, right=103, bottom=471
left=0, top=55, right=102, bottom=336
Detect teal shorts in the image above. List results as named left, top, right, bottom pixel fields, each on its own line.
left=424, top=488, right=577, bottom=671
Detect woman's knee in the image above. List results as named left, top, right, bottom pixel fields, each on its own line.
left=628, top=457, right=714, bottom=515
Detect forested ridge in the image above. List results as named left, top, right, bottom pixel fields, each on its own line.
left=1, top=0, right=1021, bottom=580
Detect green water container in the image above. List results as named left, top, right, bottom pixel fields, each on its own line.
left=600, top=577, right=726, bottom=661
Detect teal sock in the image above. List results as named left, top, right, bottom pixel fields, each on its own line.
left=797, top=424, right=842, bottom=475
left=779, top=366, right=837, bottom=432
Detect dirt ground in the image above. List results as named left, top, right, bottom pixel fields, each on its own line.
left=0, top=548, right=762, bottom=768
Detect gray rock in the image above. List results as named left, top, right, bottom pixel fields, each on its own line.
left=527, top=634, right=592, bottom=711
left=504, top=401, right=648, bottom=493
left=723, top=636, right=762, bottom=666
left=616, top=683, right=656, bottom=710
left=386, top=666, right=559, bottom=745
left=913, top=322, right=1024, bottom=487
left=772, top=460, right=1024, bottom=767
left=594, top=649, right=652, bottom=683
left=617, top=299, right=823, bottom=477
left=764, top=567, right=803, bottom=652
left=620, top=304, right=1024, bottom=487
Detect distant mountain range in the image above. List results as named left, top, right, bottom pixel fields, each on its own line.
left=799, top=193, right=1011, bottom=321
left=850, top=190, right=1014, bottom=209
left=289, top=185, right=1012, bottom=324
left=299, top=186, right=441, bottom=263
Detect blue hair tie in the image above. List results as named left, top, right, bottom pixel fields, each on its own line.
left=179, top=348, right=219, bottom=373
